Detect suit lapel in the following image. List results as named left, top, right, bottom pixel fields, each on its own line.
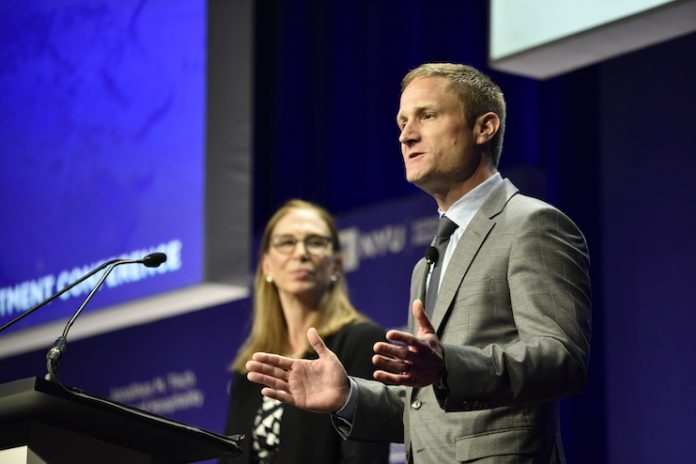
left=430, top=179, right=519, bottom=332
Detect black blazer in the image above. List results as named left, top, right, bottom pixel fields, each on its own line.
left=221, top=321, right=390, bottom=464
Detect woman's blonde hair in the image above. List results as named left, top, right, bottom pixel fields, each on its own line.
left=231, top=199, right=367, bottom=372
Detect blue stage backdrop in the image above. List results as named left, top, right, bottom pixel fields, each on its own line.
left=2, top=1, right=695, bottom=463
left=0, top=0, right=207, bottom=332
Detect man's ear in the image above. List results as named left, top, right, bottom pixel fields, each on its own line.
left=475, top=112, right=500, bottom=145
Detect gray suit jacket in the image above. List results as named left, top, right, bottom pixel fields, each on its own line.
left=342, top=179, right=591, bottom=463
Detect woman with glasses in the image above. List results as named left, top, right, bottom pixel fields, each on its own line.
left=221, top=199, right=389, bottom=464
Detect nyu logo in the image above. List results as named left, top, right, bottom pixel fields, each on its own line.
left=339, top=215, right=437, bottom=273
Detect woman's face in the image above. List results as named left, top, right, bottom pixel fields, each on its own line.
left=262, top=208, right=341, bottom=304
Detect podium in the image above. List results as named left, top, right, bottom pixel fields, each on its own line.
left=0, top=377, right=242, bottom=463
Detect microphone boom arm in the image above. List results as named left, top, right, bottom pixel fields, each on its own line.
left=46, top=259, right=132, bottom=380
left=0, top=258, right=122, bottom=333
left=45, top=253, right=167, bottom=382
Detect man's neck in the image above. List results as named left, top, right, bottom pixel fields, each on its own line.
left=433, top=166, right=498, bottom=212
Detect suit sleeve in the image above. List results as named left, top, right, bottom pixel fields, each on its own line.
left=348, top=378, right=406, bottom=443
left=333, top=322, right=393, bottom=463
left=330, top=322, right=405, bottom=444
left=438, top=205, right=591, bottom=411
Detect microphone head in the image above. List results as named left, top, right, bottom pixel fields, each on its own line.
left=424, top=246, right=439, bottom=265
left=142, top=252, right=167, bottom=268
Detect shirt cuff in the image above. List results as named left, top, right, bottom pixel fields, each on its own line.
left=333, top=376, right=359, bottom=424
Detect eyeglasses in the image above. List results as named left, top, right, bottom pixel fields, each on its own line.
left=270, top=234, right=334, bottom=256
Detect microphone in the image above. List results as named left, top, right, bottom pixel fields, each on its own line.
left=420, top=246, right=439, bottom=295
left=142, top=252, right=167, bottom=268
left=424, top=246, right=439, bottom=266
left=45, top=252, right=167, bottom=382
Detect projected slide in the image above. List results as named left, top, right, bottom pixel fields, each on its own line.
left=488, top=0, right=694, bottom=78
left=489, top=0, right=676, bottom=61
left=0, top=0, right=207, bottom=332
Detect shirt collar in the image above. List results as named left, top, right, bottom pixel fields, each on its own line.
left=439, top=173, right=503, bottom=229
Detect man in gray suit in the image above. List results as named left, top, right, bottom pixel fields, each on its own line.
left=246, top=63, right=591, bottom=463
